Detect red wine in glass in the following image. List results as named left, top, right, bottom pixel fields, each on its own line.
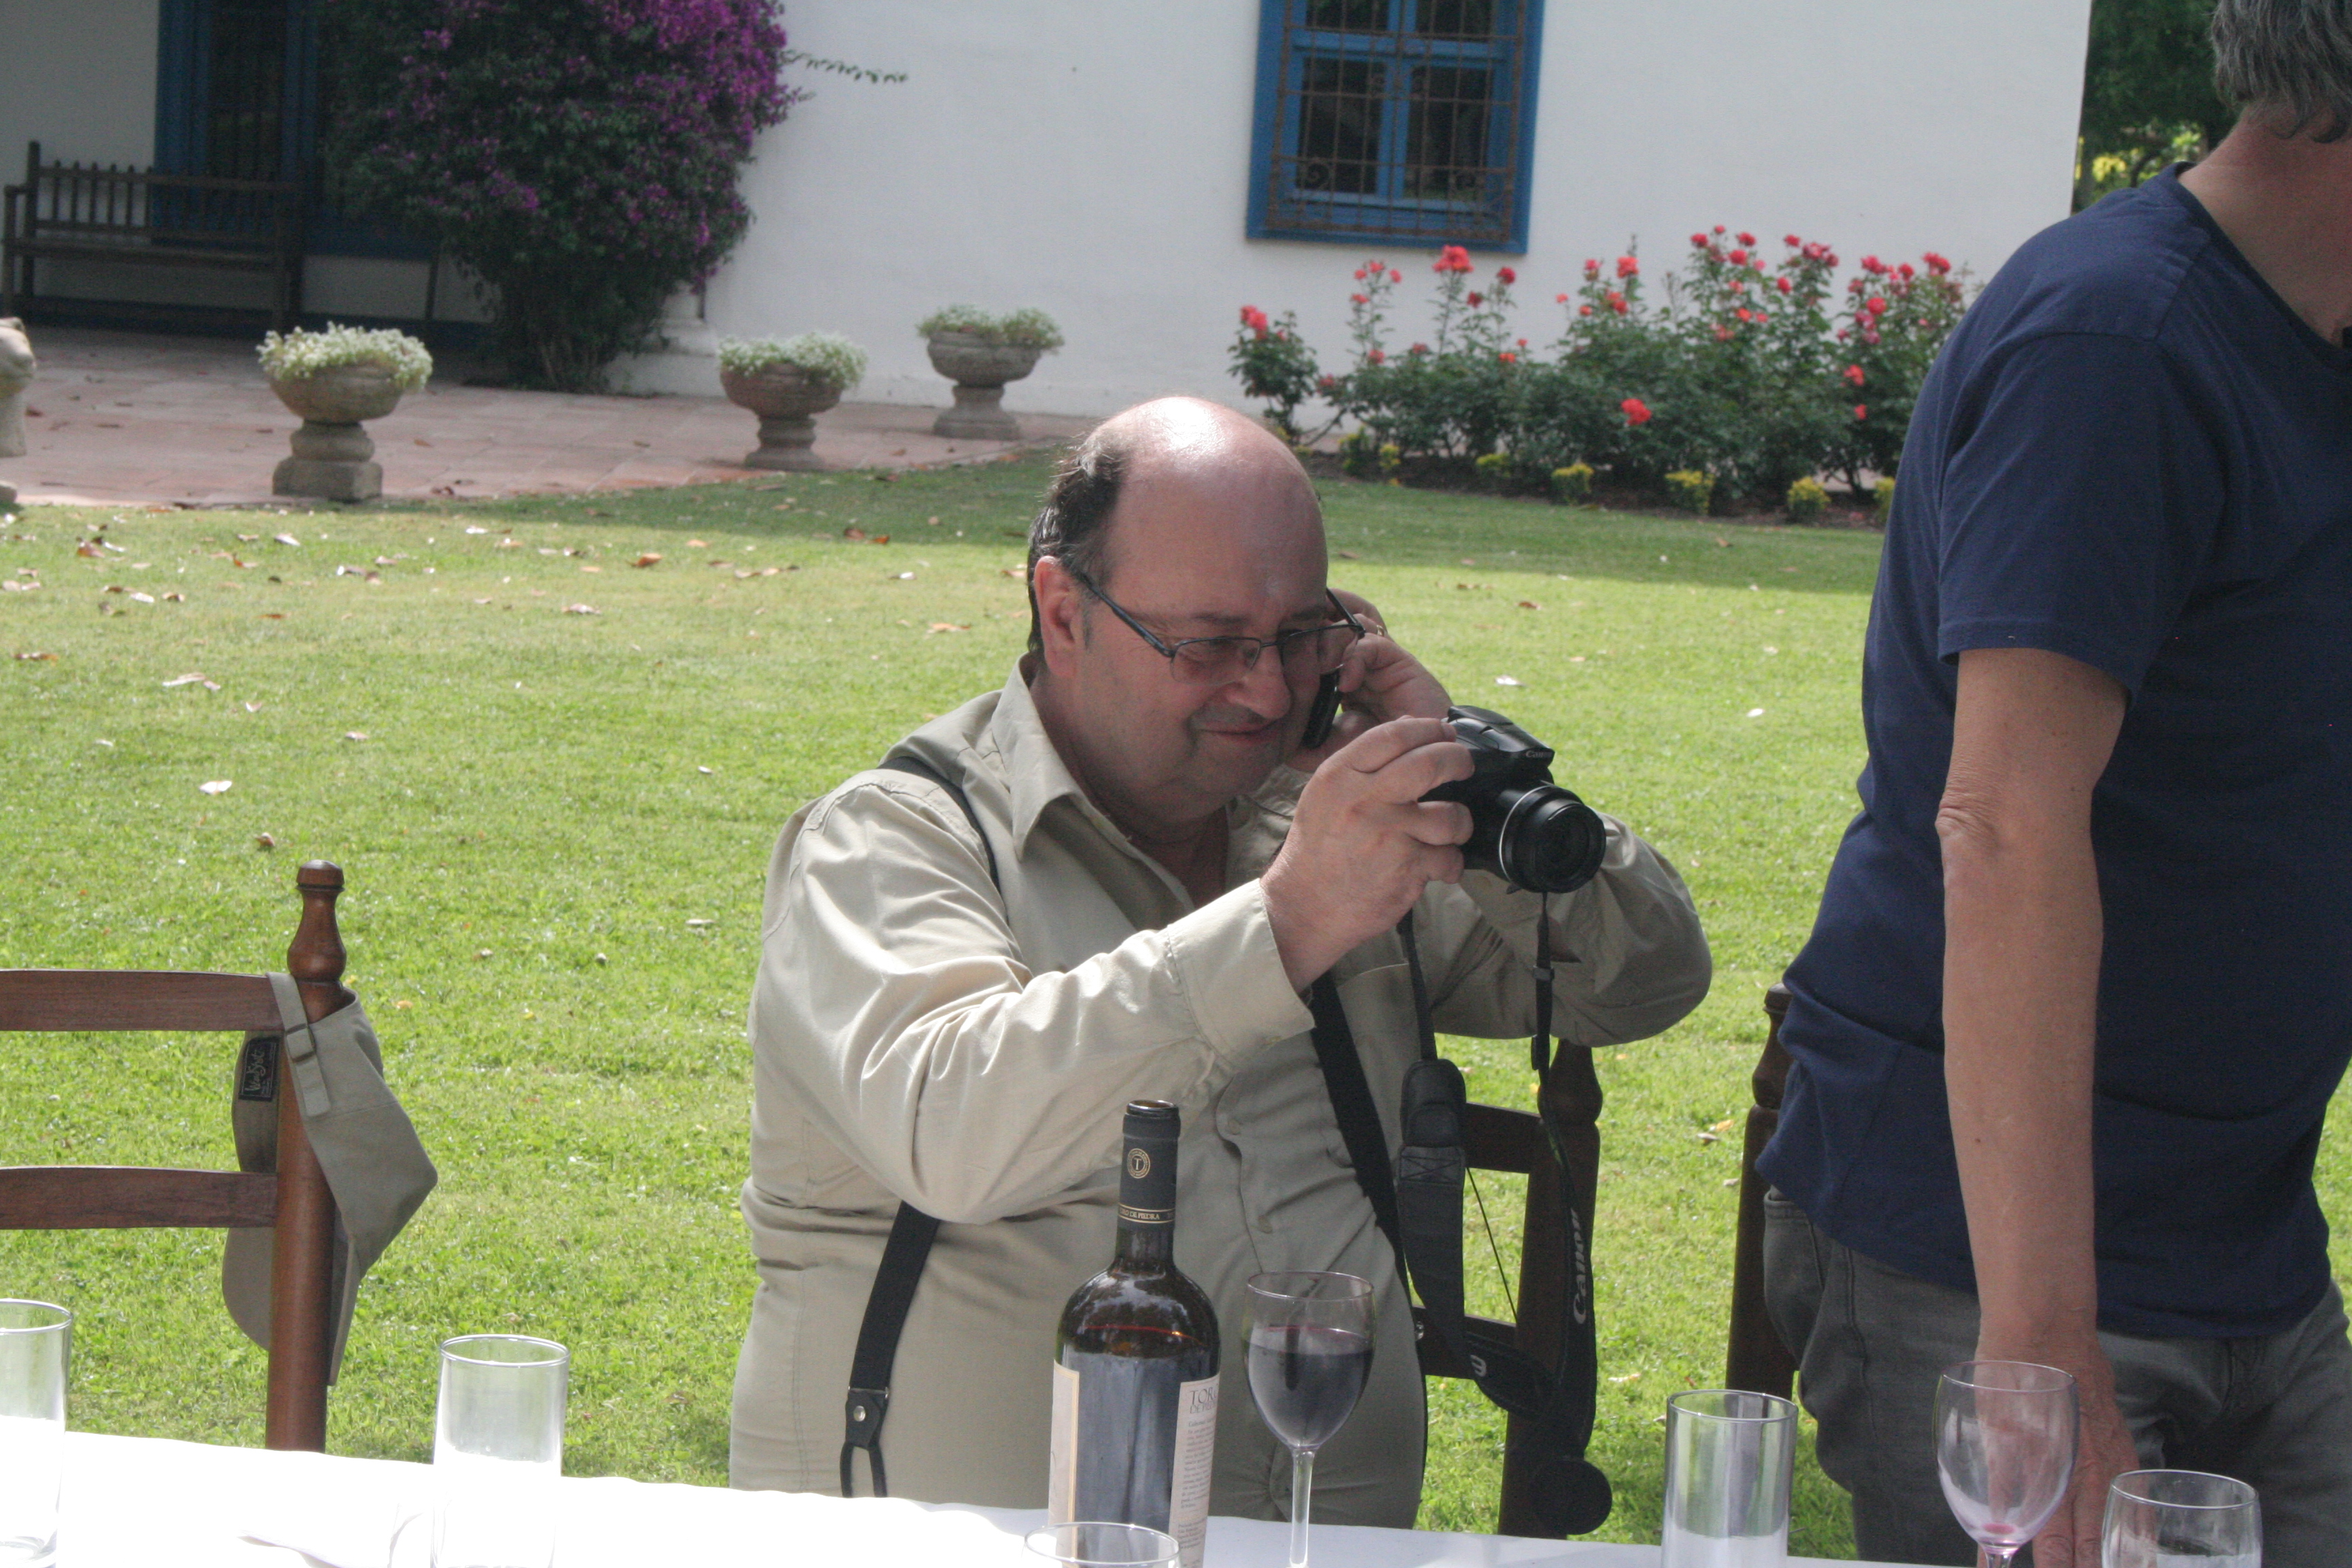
left=1245, top=1273, right=1374, bottom=1568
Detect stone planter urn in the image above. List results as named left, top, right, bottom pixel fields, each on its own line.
left=0, top=316, right=33, bottom=508
left=270, top=363, right=405, bottom=502
left=926, top=331, right=1044, bottom=440
left=721, top=365, right=844, bottom=470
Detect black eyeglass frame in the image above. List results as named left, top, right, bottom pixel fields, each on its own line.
left=1065, top=568, right=1370, bottom=685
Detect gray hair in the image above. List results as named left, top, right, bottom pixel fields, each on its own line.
left=1025, top=424, right=1130, bottom=653
left=2212, top=0, right=2352, bottom=142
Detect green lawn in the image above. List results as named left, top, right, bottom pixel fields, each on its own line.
left=0, top=458, right=2307, bottom=1555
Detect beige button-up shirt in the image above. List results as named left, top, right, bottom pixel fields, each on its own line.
left=731, top=664, right=1710, bottom=1524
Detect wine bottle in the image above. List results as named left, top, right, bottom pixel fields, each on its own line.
left=1047, top=1100, right=1221, bottom=1568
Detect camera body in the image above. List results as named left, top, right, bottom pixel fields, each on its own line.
left=1422, top=706, right=1607, bottom=894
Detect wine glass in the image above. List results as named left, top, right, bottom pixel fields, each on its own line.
left=1934, top=1360, right=2078, bottom=1568
left=2103, top=1470, right=2261, bottom=1567
left=1245, top=1272, right=1375, bottom=1568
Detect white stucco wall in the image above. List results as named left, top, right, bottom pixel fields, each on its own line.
left=0, top=0, right=159, bottom=177
left=690, top=0, right=2092, bottom=415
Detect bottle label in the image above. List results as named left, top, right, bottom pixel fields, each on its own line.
left=1045, top=1362, right=1220, bottom=1568
left=1118, top=1130, right=1178, bottom=1227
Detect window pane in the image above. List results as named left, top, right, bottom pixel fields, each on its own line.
left=207, top=0, right=289, bottom=182
left=1303, top=0, right=1393, bottom=32
left=1403, top=64, right=1493, bottom=201
left=1296, top=57, right=1388, bottom=195
left=1413, top=0, right=1497, bottom=39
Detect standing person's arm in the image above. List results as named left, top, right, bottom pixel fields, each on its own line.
left=1938, top=647, right=2140, bottom=1568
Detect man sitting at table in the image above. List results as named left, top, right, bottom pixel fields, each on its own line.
left=728, top=396, right=1710, bottom=1520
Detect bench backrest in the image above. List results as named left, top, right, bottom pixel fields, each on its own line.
left=13, top=140, right=302, bottom=250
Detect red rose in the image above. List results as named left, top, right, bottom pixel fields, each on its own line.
left=1411, top=342, right=1430, bottom=354
left=1517, top=337, right=1528, bottom=347
left=1728, top=248, right=1748, bottom=265
left=1866, top=296, right=1888, bottom=315
left=1825, top=252, right=1840, bottom=267
left=1737, top=231, right=1757, bottom=246
left=1578, top=305, right=1594, bottom=316
left=1715, top=325, right=1733, bottom=340
left=1713, top=225, right=1727, bottom=234
left=1499, top=351, right=1518, bottom=363
left=1690, top=233, right=1708, bottom=247
left=1736, top=308, right=1752, bottom=322
left=1776, top=276, right=1793, bottom=293
left=1556, top=292, right=1570, bottom=304
left=1318, top=374, right=1337, bottom=389
left=1584, top=259, right=1601, bottom=276
left=1622, top=397, right=1652, bottom=425
left=1863, top=329, right=1882, bottom=346
left=1435, top=245, right=1474, bottom=274
left=1923, top=252, right=1951, bottom=274
left=1496, top=266, right=1516, bottom=284
left=1783, top=233, right=1801, bottom=248
left=1353, top=267, right=1367, bottom=281
left=1240, top=306, right=1269, bottom=331
left=1350, top=293, right=1368, bottom=305
left=1853, top=404, right=1868, bottom=420
left=1369, top=348, right=1386, bottom=364
left=1898, top=262, right=1916, bottom=279
left=1616, top=255, right=1639, bottom=278
left=1390, top=269, right=1402, bottom=283
left=1607, top=292, right=1628, bottom=314
left=1843, top=364, right=1865, bottom=386
left=1467, top=291, right=1484, bottom=307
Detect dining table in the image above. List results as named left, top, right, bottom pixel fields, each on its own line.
left=57, top=1429, right=1922, bottom=1568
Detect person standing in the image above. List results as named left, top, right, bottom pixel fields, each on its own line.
left=1759, top=4, right=2352, bottom=1564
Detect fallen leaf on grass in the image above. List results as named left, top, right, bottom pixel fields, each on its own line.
left=472, top=598, right=493, bottom=605
left=631, top=553, right=662, bottom=568
left=344, top=732, right=368, bottom=742
left=687, top=539, right=708, bottom=549
left=697, top=766, right=714, bottom=775
left=841, top=527, right=866, bottom=541
left=75, top=542, right=103, bottom=558
left=14, top=651, right=56, bottom=662
left=464, top=526, right=489, bottom=536
left=259, top=612, right=284, bottom=621
left=1696, top=1131, right=1720, bottom=1145
left=891, top=572, right=915, bottom=581
left=161, top=591, right=184, bottom=602
left=1000, top=564, right=1028, bottom=580
left=254, top=833, right=275, bottom=849
left=1516, top=600, right=1540, bottom=610
left=1494, top=676, right=1525, bottom=687
left=1335, top=549, right=1362, bottom=560
left=685, top=918, right=713, bottom=930
left=163, top=672, right=216, bottom=689
left=244, top=701, right=263, bottom=713
left=475, top=948, right=492, bottom=960
left=237, top=533, right=260, bottom=543
left=198, top=779, right=233, bottom=795
left=927, top=622, right=970, bottom=634
left=273, top=533, right=301, bottom=547
left=392, top=997, right=414, bottom=1009
left=560, top=603, right=599, bottom=615
left=127, top=591, right=154, bottom=604
left=579, top=564, right=602, bottom=573
left=497, top=538, right=522, bottom=550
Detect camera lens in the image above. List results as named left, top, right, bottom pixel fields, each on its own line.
left=1494, top=785, right=1607, bottom=894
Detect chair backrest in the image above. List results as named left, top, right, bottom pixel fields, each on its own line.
left=1725, top=982, right=1800, bottom=1398
left=1414, top=1045, right=1603, bottom=1537
left=0, top=861, right=353, bottom=1450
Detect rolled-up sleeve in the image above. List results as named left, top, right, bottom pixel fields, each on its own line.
left=752, top=779, right=1313, bottom=1225
left=1420, top=813, right=1711, bottom=1046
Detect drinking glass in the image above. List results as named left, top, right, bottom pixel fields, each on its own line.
left=1934, top=1360, right=2078, bottom=1568
left=1245, top=1272, right=1375, bottom=1568
left=432, top=1335, right=568, bottom=1568
left=2103, top=1469, right=2260, bottom=1567
left=1661, top=1390, right=1799, bottom=1568
left=0, top=1302, right=70, bottom=1568
left=1024, top=1522, right=1181, bottom=1568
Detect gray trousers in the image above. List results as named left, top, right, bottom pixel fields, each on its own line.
left=1763, top=1190, right=2352, bottom=1567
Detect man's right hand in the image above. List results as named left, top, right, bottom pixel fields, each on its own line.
left=1262, top=714, right=1473, bottom=990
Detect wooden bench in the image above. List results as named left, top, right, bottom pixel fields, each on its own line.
left=1, top=141, right=304, bottom=330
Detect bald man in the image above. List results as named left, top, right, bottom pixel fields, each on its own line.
left=729, top=399, right=1710, bottom=1523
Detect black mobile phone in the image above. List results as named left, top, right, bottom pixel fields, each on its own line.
left=1302, top=670, right=1343, bottom=749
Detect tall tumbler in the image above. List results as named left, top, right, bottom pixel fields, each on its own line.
left=1662, top=1389, right=1799, bottom=1568
left=0, top=1302, right=70, bottom=1568
left=433, top=1335, right=569, bottom=1568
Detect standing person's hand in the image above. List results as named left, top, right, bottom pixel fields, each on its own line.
left=1999, top=1341, right=2137, bottom=1568
left=1286, top=591, right=1453, bottom=772
left=1263, top=715, right=1471, bottom=989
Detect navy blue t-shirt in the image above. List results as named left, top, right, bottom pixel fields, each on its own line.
left=1759, top=168, right=2352, bottom=1339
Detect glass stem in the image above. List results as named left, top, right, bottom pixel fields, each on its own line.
left=1288, top=1445, right=1315, bottom=1568
left=1981, top=1548, right=2019, bottom=1568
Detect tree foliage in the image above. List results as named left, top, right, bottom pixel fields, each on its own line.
left=2076, top=0, right=2234, bottom=208
left=323, top=0, right=796, bottom=391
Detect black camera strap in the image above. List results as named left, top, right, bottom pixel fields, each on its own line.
left=838, top=753, right=1000, bottom=1499
left=1308, top=904, right=1610, bottom=1535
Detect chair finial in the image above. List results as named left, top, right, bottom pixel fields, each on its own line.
left=289, top=862, right=345, bottom=990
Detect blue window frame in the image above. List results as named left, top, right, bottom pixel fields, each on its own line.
left=1247, top=0, right=1542, bottom=252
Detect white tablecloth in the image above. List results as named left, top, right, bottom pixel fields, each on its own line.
left=58, top=1431, right=1913, bottom=1568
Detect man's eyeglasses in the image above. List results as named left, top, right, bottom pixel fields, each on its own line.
left=1068, top=570, right=1368, bottom=687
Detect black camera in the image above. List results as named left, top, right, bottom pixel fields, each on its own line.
left=1422, top=706, right=1607, bottom=894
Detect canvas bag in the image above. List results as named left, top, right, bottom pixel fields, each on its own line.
left=222, top=973, right=438, bottom=1379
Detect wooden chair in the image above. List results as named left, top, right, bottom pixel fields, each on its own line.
left=0, top=861, right=353, bottom=1450
left=1725, top=983, right=1800, bottom=1399
left=1414, top=1046, right=1604, bottom=1537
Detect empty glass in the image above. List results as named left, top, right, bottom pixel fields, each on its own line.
left=1024, top=1522, right=1181, bottom=1568
left=432, top=1335, right=568, bottom=1568
left=2103, top=1469, right=2261, bottom=1567
left=1245, top=1272, right=1375, bottom=1568
left=0, top=1303, right=69, bottom=1568
left=1661, top=1390, right=1798, bottom=1568
left=1934, top=1360, right=2078, bottom=1568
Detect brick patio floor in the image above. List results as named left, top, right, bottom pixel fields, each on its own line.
left=0, top=328, right=1096, bottom=508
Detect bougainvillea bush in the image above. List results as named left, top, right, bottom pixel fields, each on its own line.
left=1232, top=231, right=1969, bottom=510
left=325, top=0, right=794, bottom=392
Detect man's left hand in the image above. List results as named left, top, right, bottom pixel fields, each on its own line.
left=1288, top=591, right=1452, bottom=770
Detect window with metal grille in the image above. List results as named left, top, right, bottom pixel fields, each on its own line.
left=1247, top=0, right=1541, bottom=250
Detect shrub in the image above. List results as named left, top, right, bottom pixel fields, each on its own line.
left=1473, top=452, right=1513, bottom=491
left=323, top=0, right=795, bottom=393
left=257, top=324, right=434, bottom=391
left=1874, top=475, right=1897, bottom=518
left=1377, top=442, right=1402, bottom=476
left=1785, top=476, right=1828, bottom=522
left=1337, top=430, right=1374, bottom=476
left=1665, top=470, right=1716, bottom=514
left=1230, top=233, right=1970, bottom=508
left=917, top=306, right=1065, bottom=350
left=719, top=332, right=867, bottom=391
left=1551, top=463, right=1594, bottom=504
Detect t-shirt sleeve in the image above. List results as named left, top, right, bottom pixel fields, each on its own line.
left=1933, top=331, right=2225, bottom=694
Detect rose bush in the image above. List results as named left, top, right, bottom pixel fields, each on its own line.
left=1233, top=231, right=1972, bottom=510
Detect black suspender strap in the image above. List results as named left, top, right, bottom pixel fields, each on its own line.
left=1307, top=973, right=1403, bottom=1256
left=838, top=753, right=999, bottom=1499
